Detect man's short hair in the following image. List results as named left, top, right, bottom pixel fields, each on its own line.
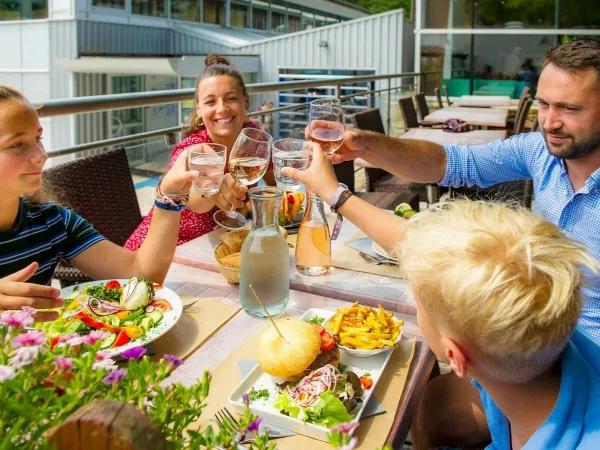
left=399, top=200, right=599, bottom=383
left=544, top=38, right=600, bottom=81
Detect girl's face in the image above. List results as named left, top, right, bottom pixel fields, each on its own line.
left=0, top=100, right=47, bottom=197
left=196, top=75, right=248, bottom=142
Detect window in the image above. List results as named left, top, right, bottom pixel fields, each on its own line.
left=252, top=7, right=267, bottom=29
left=560, top=0, right=600, bottom=28
left=132, top=0, right=166, bottom=17
left=171, top=0, right=200, bottom=21
left=110, top=77, right=144, bottom=142
left=0, top=0, right=48, bottom=20
left=288, top=14, right=300, bottom=32
left=92, top=0, right=125, bottom=9
left=204, top=0, right=218, bottom=23
left=271, top=10, right=285, bottom=32
left=230, top=2, right=248, bottom=27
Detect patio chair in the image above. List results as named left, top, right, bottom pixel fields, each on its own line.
left=513, top=97, right=533, bottom=135
left=399, top=97, right=420, bottom=129
left=442, top=84, right=451, bottom=106
left=434, top=87, right=444, bottom=109
left=414, top=93, right=430, bottom=122
left=451, top=180, right=533, bottom=209
left=350, top=108, right=427, bottom=207
left=507, top=86, right=532, bottom=129
left=531, top=114, right=539, bottom=132
left=44, top=148, right=143, bottom=286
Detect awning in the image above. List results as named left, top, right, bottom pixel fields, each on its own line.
left=56, top=55, right=260, bottom=77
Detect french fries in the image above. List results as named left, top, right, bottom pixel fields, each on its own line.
left=325, top=303, right=403, bottom=350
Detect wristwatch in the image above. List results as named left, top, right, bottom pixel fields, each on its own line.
left=329, top=183, right=353, bottom=214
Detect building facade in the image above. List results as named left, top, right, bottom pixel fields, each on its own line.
left=414, top=0, right=600, bottom=97
left=0, top=0, right=369, bottom=155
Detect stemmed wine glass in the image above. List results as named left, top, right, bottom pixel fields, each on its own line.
left=213, top=127, right=273, bottom=230
left=308, top=98, right=346, bottom=155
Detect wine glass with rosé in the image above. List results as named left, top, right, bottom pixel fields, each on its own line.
left=308, top=98, right=346, bottom=155
left=213, top=127, right=273, bottom=230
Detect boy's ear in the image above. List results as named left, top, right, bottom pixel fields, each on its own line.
left=441, top=337, right=469, bottom=378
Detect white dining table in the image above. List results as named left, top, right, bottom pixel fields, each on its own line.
left=423, top=106, right=508, bottom=128
left=452, top=95, right=512, bottom=108
left=400, top=128, right=507, bottom=145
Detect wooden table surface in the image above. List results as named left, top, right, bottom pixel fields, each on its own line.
left=452, top=95, right=512, bottom=108
left=400, top=128, right=507, bottom=145
left=163, top=263, right=436, bottom=448
left=423, top=106, right=508, bottom=128
left=173, top=219, right=416, bottom=315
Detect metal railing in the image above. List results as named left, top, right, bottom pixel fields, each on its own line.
left=44, top=71, right=439, bottom=159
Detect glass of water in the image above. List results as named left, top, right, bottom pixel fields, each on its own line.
left=187, top=143, right=227, bottom=195
left=272, top=139, right=310, bottom=191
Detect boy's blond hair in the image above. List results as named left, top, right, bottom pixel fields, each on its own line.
left=400, top=200, right=599, bottom=383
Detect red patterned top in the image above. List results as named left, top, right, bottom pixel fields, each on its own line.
left=124, top=120, right=263, bottom=251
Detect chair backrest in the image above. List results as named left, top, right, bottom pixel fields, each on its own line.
left=518, top=86, right=531, bottom=106
left=43, top=148, right=142, bottom=246
left=514, top=97, right=533, bottom=135
left=399, top=97, right=420, bottom=129
left=531, top=114, right=539, bottom=132
left=442, top=84, right=451, bottom=106
left=434, top=87, right=444, bottom=109
left=351, top=108, right=386, bottom=134
left=351, top=108, right=389, bottom=188
left=414, top=93, right=430, bottom=121
left=452, top=180, right=533, bottom=209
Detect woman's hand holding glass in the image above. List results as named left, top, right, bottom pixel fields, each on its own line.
left=206, top=173, right=247, bottom=212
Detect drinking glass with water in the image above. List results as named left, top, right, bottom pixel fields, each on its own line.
left=272, top=139, right=310, bottom=191
left=187, top=143, right=227, bottom=195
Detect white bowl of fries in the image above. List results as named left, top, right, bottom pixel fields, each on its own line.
left=323, top=303, right=404, bottom=358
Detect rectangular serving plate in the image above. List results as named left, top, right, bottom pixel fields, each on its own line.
left=227, top=308, right=399, bottom=442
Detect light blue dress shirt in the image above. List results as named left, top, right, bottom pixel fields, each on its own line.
left=441, top=132, right=600, bottom=341
left=474, top=328, right=600, bottom=449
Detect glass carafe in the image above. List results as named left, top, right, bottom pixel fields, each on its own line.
left=239, top=187, right=290, bottom=317
left=295, top=191, right=331, bottom=276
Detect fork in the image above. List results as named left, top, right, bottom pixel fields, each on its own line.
left=182, top=299, right=199, bottom=311
left=215, top=408, right=255, bottom=445
left=358, top=251, right=396, bottom=266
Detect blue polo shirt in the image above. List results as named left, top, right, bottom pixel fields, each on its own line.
left=475, top=328, right=600, bottom=449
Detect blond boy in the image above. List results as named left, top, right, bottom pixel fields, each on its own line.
left=400, top=200, right=600, bottom=449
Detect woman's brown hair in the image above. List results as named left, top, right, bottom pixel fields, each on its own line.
left=0, top=85, right=62, bottom=205
left=184, top=54, right=249, bottom=137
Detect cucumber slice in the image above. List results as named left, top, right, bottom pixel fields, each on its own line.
left=63, top=319, right=83, bottom=335
left=140, top=317, right=152, bottom=331
left=108, top=316, right=120, bottom=328
left=149, top=310, right=163, bottom=324
left=99, top=333, right=117, bottom=349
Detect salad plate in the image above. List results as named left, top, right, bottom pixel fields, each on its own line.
left=228, top=308, right=400, bottom=442
left=39, top=278, right=182, bottom=354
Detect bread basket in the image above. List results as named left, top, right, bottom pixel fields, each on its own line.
left=214, top=242, right=241, bottom=284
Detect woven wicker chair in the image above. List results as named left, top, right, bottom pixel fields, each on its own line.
left=513, top=97, right=533, bottom=135
left=44, top=148, right=143, bottom=286
left=451, top=180, right=533, bottom=209
left=399, top=96, right=420, bottom=129
left=434, top=87, right=444, bottom=109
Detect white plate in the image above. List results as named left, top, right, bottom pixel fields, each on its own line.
left=228, top=308, right=400, bottom=442
left=61, top=279, right=183, bottom=355
left=323, top=313, right=403, bottom=358
left=372, top=242, right=398, bottom=262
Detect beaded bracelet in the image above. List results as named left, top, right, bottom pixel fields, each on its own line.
left=155, top=185, right=188, bottom=212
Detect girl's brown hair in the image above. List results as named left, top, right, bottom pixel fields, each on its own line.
left=0, top=84, right=62, bottom=205
left=184, top=54, right=248, bottom=137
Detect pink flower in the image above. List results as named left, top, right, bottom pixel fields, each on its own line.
left=57, top=333, right=79, bottom=344
left=340, top=437, right=358, bottom=450
left=54, top=356, right=74, bottom=370
left=83, top=330, right=110, bottom=345
left=331, top=422, right=359, bottom=435
left=0, top=365, right=16, bottom=382
left=21, top=306, right=36, bottom=315
left=10, top=347, right=40, bottom=369
left=164, top=354, right=183, bottom=367
left=0, top=310, right=34, bottom=328
left=92, top=351, right=117, bottom=371
left=11, top=330, right=45, bottom=348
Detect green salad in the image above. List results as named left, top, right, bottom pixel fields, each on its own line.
left=39, top=277, right=173, bottom=350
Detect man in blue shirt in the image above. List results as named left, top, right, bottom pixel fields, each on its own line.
left=326, top=38, right=600, bottom=342
left=292, top=38, right=600, bottom=448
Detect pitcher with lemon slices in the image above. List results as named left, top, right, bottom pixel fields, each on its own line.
left=295, top=192, right=331, bottom=276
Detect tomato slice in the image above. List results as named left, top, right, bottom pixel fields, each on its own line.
left=104, top=280, right=121, bottom=290
left=320, top=331, right=335, bottom=351
left=360, top=376, right=373, bottom=389
left=149, top=299, right=173, bottom=312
